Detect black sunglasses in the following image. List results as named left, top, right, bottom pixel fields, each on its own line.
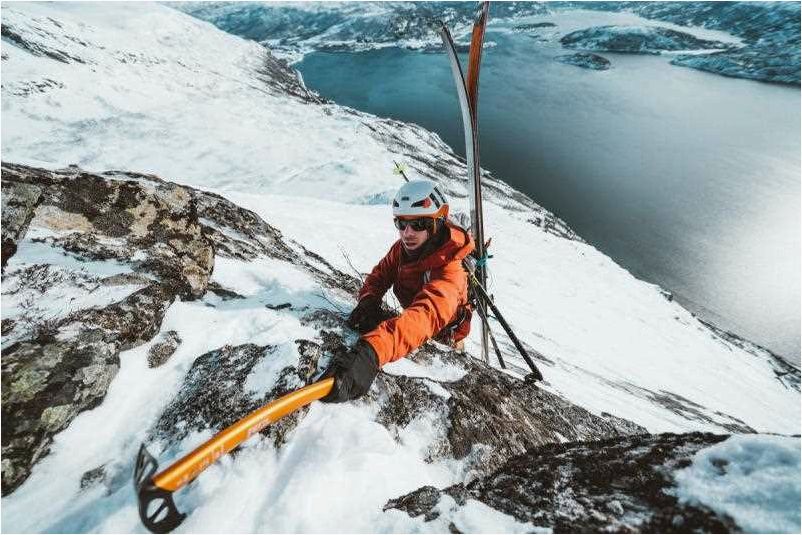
left=394, top=217, right=433, bottom=232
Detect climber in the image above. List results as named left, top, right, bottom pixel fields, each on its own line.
left=321, top=179, right=475, bottom=403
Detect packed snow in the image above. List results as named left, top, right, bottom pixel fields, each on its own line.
left=1, top=2, right=799, bottom=533
left=673, top=435, right=801, bottom=534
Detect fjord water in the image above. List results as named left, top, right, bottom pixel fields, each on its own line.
left=297, top=13, right=801, bottom=363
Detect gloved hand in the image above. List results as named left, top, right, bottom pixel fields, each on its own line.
left=346, top=296, right=382, bottom=333
left=320, top=340, right=380, bottom=403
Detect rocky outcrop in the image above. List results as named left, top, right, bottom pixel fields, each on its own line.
left=386, top=432, right=740, bottom=533
left=1, top=162, right=362, bottom=495
left=1, top=163, right=214, bottom=298
left=555, top=52, right=611, bottom=70
left=147, top=330, right=182, bottom=368
left=1, top=180, right=42, bottom=270
left=560, top=25, right=732, bottom=55
left=1, top=163, right=212, bottom=495
left=371, top=341, right=646, bottom=480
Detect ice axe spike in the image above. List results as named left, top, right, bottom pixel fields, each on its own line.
left=133, top=378, right=335, bottom=533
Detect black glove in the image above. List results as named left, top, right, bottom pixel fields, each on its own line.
left=347, top=296, right=382, bottom=333
left=320, top=341, right=380, bottom=403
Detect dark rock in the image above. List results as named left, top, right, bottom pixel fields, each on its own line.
left=1, top=319, right=16, bottom=337
left=555, top=52, right=611, bottom=70
left=383, top=485, right=443, bottom=521
left=443, top=359, right=647, bottom=476
left=147, top=330, right=182, bottom=368
left=371, top=341, right=645, bottom=479
left=153, top=344, right=274, bottom=444
left=66, top=284, right=176, bottom=351
left=513, top=22, right=556, bottom=31
left=79, top=465, right=106, bottom=490
left=1, top=22, right=87, bottom=64
left=1, top=337, right=119, bottom=495
left=386, top=432, right=740, bottom=533
left=206, top=281, right=246, bottom=301
left=0, top=163, right=223, bottom=493
left=1, top=163, right=215, bottom=299
left=1, top=179, right=42, bottom=270
left=152, top=340, right=324, bottom=449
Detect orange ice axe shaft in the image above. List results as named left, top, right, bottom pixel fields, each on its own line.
left=133, top=378, right=334, bottom=533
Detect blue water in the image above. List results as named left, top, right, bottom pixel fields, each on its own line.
left=297, top=14, right=801, bottom=363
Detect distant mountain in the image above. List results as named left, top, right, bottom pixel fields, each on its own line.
left=175, top=1, right=800, bottom=84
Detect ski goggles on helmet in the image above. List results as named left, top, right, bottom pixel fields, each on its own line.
left=393, top=217, right=434, bottom=232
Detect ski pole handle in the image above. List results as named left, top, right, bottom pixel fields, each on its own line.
left=134, top=378, right=334, bottom=533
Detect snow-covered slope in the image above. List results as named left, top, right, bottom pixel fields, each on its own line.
left=1, top=2, right=799, bottom=532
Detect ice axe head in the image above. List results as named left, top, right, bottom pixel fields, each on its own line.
left=134, top=444, right=186, bottom=534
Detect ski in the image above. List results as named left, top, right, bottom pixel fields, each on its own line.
left=134, top=378, right=334, bottom=533
left=438, top=1, right=491, bottom=364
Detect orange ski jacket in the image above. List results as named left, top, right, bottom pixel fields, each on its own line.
left=360, top=222, right=475, bottom=366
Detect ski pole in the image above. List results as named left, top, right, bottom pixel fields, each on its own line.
left=133, top=378, right=334, bottom=533
left=474, top=299, right=506, bottom=369
left=464, top=266, right=544, bottom=382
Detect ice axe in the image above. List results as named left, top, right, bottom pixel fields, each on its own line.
left=133, top=378, right=334, bottom=533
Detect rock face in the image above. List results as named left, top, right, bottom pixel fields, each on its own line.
left=1, top=180, right=42, bottom=270
left=1, top=163, right=214, bottom=299
left=1, top=163, right=211, bottom=495
left=560, top=25, right=732, bottom=55
left=368, top=340, right=646, bottom=480
left=386, top=432, right=741, bottom=533
left=1, top=161, right=362, bottom=495
left=555, top=52, right=611, bottom=70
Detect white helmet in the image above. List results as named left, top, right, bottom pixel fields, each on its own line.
left=392, top=180, right=449, bottom=219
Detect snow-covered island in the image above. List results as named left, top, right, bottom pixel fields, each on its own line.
left=1, top=3, right=799, bottom=533
left=554, top=52, right=612, bottom=71
left=176, top=1, right=801, bottom=85
left=559, top=25, right=733, bottom=55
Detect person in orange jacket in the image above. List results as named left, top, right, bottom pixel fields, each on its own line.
left=322, top=179, right=475, bottom=403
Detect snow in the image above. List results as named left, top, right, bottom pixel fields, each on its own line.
left=421, top=494, right=547, bottom=534
left=1, top=2, right=799, bottom=533
left=673, top=435, right=801, bottom=534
